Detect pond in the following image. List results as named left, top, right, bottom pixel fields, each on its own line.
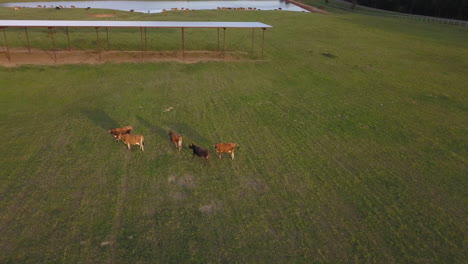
left=0, top=1, right=309, bottom=13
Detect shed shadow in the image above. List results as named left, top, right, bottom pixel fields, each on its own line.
left=81, top=108, right=119, bottom=131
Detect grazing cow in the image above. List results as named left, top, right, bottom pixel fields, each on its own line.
left=117, top=134, right=144, bottom=151
left=168, top=131, right=183, bottom=151
left=108, top=126, right=132, bottom=140
left=189, top=144, right=210, bottom=160
left=214, top=143, right=238, bottom=160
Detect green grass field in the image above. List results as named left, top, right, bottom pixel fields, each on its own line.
left=1, top=6, right=467, bottom=263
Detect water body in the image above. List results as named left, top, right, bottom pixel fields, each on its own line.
left=0, top=1, right=308, bottom=13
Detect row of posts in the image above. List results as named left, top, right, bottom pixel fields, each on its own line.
left=1, top=26, right=266, bottom=62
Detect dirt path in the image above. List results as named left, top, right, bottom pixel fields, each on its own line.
left=286, top=0, right=329, bottom=14
left=0, top=48, right=252, bottom=67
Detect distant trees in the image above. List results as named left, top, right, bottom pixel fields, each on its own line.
left=340, top=0, right=468, bottom=20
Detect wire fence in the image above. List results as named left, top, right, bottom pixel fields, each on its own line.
left=322, top=1, right=468, bottom=29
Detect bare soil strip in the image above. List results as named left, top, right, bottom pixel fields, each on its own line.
left=88, top=14, right=116, bottom=18
left=286, top=0, right=329, bottom=14
left=0, top=48, right=251, bottom=67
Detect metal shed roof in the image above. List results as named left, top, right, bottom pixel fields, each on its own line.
left=0, top=20, right=272, bottom=29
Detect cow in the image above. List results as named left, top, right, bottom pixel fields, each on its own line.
left=189, top=144, right=210, bottom=160
left=168, top=131, right=183, bottom=151
left=214, top=143, right=238, bottom=160
left=109, top=126, right=132, bottom=140
left=117, top=134, right=144, bottom=151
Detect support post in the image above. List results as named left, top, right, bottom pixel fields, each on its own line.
left=261, top=28, right=265, bottom=60
left=251, top=28, right=254, bottom=56
left=95, top=27, right=101, bottom=60
left=2, top=28, right=10, bottom=62
left=66, top=27, right=71, bottom=51
left=106, top=27, right=109, bottom=50
left=223, top=28, right=226, bottom=53
left=181, top=28, right=185, bottom=59
left=140, top=27, right=144, bottom=58
left=24, top=27, right=31, bottom=54
left=217, top=28, right=220, bottom=51
left=49, top=27, right=57, bottom=62
left=144, top=27, right=147, bottom=52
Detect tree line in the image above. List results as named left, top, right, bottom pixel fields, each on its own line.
left=340, top=0, right=468, bottom=20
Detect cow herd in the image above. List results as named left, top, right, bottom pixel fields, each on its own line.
left=108, top=126, right=239, bottom=161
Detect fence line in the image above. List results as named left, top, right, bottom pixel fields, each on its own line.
left=322, top=1, right=468, bottom=29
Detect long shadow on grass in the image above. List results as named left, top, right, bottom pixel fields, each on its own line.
left=136, top=115, right=209, bottom=144
left=136, top=115, right=167, bottom=139
left=167, top=122, right=210, bottom=145
left=81, top=108, right=119, bottom=131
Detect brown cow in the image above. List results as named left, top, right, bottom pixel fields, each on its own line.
left=168, top=131, right=183, bottom=151
left=214, top=143, right=238, bottom=160
left=117, top=133, right=144, bottom=151
left=109, top=126, right=132, bottom=140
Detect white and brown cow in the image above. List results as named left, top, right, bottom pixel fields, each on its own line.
left=108, top=126, right=132, bottom=140
left=168, top=131, right=183, bottom=151
left=214, top=143, right=238, bottom=160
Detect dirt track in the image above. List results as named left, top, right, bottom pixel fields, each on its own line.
left=286, top=0, right=329, bottom=14
left=0, top=48, right=250, bottom=67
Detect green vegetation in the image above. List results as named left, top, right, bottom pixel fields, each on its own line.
left=1, top=7, right=467, bottom=263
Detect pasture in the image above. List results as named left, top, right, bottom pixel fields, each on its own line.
left=1, top=6, right=467, bottom=263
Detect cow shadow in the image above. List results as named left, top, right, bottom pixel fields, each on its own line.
left=167, top=122, right=210, bottom=145
left=136, top=115, right=167, bottom=139
left=80, top=108, right=119, bottom=131
left=136, top=116, right=210, bottom=145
